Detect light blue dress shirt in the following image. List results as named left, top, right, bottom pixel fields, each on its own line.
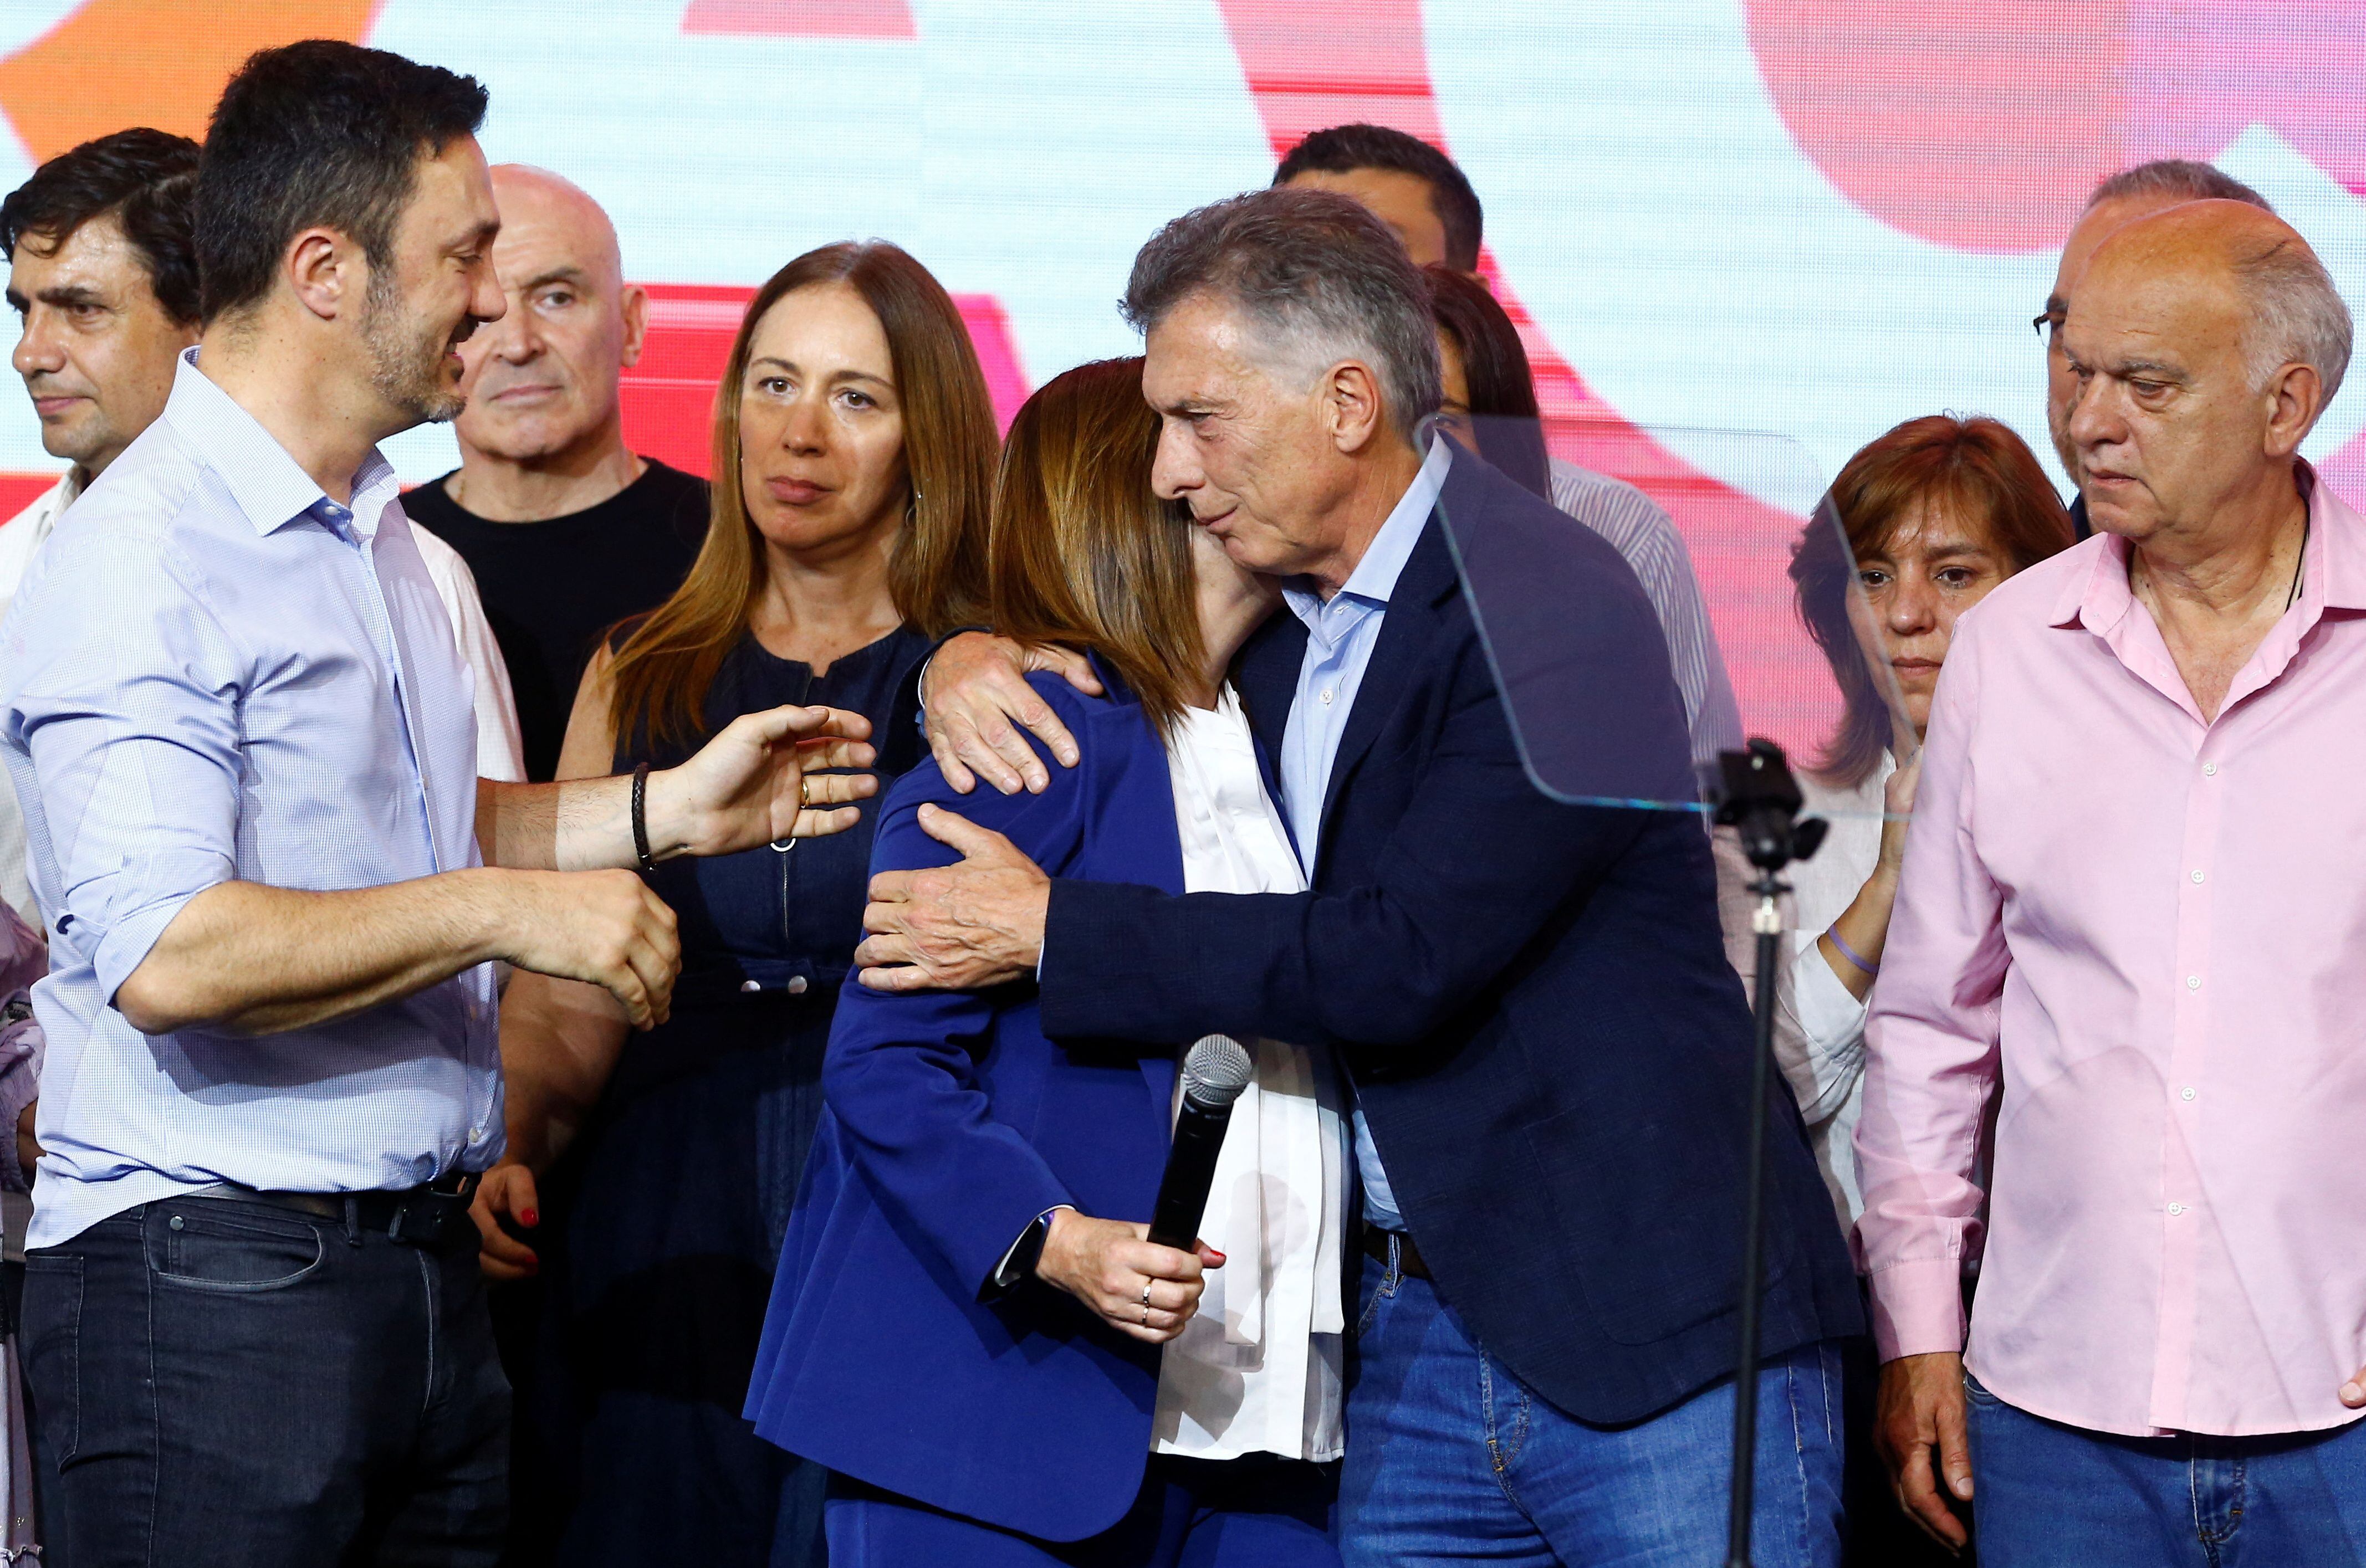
left=0, top=351, right=499, bottom=1248
left=1277, top=435, right=1451, bottom=1232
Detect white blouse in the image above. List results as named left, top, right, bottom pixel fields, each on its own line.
left=1150, top=688, right=1348, bottom=1464
left=1717, top=754, right=1892, bottom=1232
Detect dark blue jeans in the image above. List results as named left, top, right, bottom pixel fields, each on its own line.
left=1339, top=1250, right=1844, bottom=1566
left=19, top=1197, right=509, bottom=1567
left=1965, top=1372, right=2366, bottom=1566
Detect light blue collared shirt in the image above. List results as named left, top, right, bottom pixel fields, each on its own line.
left=1277, top=435, right=1451, bottom=1232
left=0, top=351, right=499, bottom=1248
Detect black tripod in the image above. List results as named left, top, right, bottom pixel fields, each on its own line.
left=1711, top=739, right=1827, bottom=1568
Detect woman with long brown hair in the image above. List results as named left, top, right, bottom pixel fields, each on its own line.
left=747, top=358, right=1344, bottom=1565
left=469, top=240, right=998, bottom=1567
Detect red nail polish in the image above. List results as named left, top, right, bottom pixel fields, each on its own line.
left=521, top=1210, right=538, bottom=1227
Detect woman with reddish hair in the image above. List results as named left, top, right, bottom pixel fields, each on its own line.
left=1764, top=412, right=2072, bottom=1564
left=1775, top=412, right=2074, bottom=1228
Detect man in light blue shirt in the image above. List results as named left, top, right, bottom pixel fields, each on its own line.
left=1276, top=432, right=1448, bottom=1233
left=0, top=43, right=873, bottom=1567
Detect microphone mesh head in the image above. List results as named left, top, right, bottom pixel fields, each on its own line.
left=1180, top=1034, right=1255, bottom=1110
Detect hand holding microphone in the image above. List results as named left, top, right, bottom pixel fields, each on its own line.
left=1034, top=1036, right=1251, bottom=1344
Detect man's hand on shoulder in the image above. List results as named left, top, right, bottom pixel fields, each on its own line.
left=920, top=633, right=1100, bottom=796
left=855, top=805, right=1048, bottom=992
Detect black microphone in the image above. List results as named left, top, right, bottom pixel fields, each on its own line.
left=1146, top=1034, right=1255, bottom=1252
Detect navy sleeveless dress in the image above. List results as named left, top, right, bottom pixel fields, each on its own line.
left=512, top=624, right=929, bottom=1568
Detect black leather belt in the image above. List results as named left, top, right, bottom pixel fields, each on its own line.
left=1363, top=1223, right=1433, bottom=1281
left=188, top=1171, right=481, bottom=1251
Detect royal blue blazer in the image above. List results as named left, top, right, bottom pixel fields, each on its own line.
left=745, top=668, right=1192, bottom=1544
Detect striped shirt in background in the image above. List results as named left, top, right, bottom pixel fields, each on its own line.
left=1549, top=458, right=1743, bottom=771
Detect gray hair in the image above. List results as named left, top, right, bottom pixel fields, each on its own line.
left=2232, top=235, right=2353, bottom=411
left=2089, top=159, right=2273, bottom=216
left=1121, top=187, right=1441, bottom=442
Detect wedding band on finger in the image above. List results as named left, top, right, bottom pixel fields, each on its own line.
left=1140, top=1304, right=1151, bottom=1325
left=1138, top=1280, right=1154, bottom=1306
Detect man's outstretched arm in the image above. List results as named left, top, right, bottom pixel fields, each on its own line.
left=477, top=703, right=877, bottom=872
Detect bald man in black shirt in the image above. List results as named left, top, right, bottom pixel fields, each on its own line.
left=406, top=163, right=707, bottom=781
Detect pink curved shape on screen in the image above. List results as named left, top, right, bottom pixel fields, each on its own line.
left=681, top=0, right=916, bottom=41
left=1747, top=0, right=2366, bottom=256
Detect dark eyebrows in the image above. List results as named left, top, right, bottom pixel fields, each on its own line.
left=746, top=356, right=895, bottom=390
left=29, top=284, right=107, bottom=309
left=1923, top=540, right=2000, bottom=562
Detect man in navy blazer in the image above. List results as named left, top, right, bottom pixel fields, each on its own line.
left=860, top=188, right=1861, bottom=1566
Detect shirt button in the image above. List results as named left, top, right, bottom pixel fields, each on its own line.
left=2168, top=1202, right=2187, bottom=1216
left=2181, top=1086, right=2197, bottom=1101
left=788, top=976, right=809, bottom=995
left=1320, top=689, right=1335, bottom=706
left=2187, top=975, right=2202, bottom=990
left=2191, top=870, right=2205, bottom=884
left=469, top=1125, right=484, bottom=1142
left=2202, top=762, right=2219, bottom=776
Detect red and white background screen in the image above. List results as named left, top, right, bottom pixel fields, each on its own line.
left=0, top=1, right=2357, bottom=626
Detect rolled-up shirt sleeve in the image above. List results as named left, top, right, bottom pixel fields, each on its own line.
left=1853, top=617, right=2008, bottom=1361
left=4, top=529, right=244, bottom=1007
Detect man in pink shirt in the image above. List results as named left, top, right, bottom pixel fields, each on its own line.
left=1860, top=199, right=2360, bottom=1564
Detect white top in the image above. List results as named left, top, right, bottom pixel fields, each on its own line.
left=0, top=475, right=76, bottom=924
left=410, top=522, right=527, bottom=785
left=1717, top=755, right=1890, bottom=1232
left=1151, top=687, right=1348, bottom=1464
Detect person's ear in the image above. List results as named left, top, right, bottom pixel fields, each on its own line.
left=2260, top=360, right=2323, bottom=460
left=1325, top=360, right=1387, bottom=455
left=617, top=282, right=650, bottom=370
left=284, top=228, right=354, bottom=324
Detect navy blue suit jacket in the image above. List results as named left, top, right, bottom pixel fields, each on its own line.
left=1039, top=454, right=1862, bottom=1424
left=747, top=671, right=1193, bottom=1543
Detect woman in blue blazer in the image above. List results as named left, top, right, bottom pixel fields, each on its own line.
left=747, top=359, right=1347, bottom=1566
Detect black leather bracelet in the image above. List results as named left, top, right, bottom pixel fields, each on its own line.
left=630, top=762, right=657, bottom=874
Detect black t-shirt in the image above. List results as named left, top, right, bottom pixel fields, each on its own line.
left=406, top=459, right=709, bottom=781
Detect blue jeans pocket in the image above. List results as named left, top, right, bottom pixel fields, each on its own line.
left=1961, top=1371, right=2002, bottom=1409
left=144, top=1201, right=324, bottom=1294
left=21, top=1253, right=83, bottom=1462
left=1356, top=1254, right=1400, bottom=1338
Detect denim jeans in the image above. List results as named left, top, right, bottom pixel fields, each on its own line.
left=1965, top=1372, right=2366, bottom=1566
left=19, top=1197, right=509, bottom=1567
left=1339, top=1250, right=1844, bottom=1567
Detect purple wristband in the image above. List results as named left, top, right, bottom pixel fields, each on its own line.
left=1825, top=926, right=1880, bottom=978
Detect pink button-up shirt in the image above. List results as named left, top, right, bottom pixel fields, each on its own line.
left=1857, top=466, right=2366, bottom=1439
